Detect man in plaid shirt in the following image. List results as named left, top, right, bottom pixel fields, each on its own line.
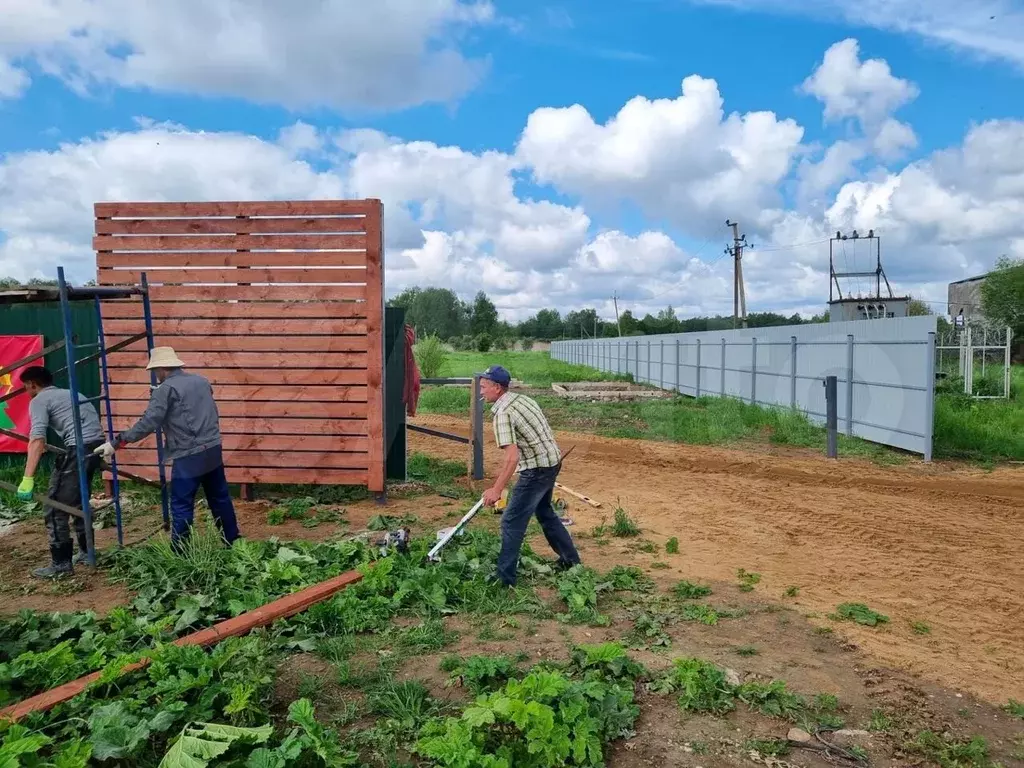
left=479, top=365, right=581, bottom=585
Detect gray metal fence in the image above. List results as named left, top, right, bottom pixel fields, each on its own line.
left=551, top=317, right=938, bottom=459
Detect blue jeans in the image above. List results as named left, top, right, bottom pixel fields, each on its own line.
left=496, top=464, right=580, bottom=585
left=170, top=445, right=239, bottom=548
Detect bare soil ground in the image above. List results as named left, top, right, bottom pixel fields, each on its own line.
left=2, top=423, right=1022, bottom=766
left=409, top=415, right=1024, bottom=706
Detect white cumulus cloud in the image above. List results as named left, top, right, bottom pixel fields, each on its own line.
left=0, top=0, right=495, bottom=109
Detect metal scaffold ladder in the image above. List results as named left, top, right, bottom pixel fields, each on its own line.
left=0, top=269, right=170, bottom=563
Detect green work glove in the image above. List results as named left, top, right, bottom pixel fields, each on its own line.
left=16, top=476, right=34, bottom=501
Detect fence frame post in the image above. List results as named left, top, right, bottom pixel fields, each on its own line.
left=923, top=331, right=935, bottom=462
left=790, top=335, right=798, bottom=408
left=751, top=337, right=758, bottom=405
left=660, top=339, right=665, bottom=389
left=471, top=375, right=484, bottom=480
left=677, top=339, right=683, bottom=394
left=846, top=334, right=855, bottom=437
left=720, top=338, right=726, bottom=396
left=695, top=339, right=701, bottom=397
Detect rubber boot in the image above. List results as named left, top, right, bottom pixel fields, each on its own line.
left=33, top=543, right=74, bottom=579
left=73, top=531, right=93, bottom=567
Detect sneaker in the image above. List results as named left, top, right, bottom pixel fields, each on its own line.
left=32, top=563, right=73, bottom=579
left=485, top=573, right=512, bottom=588
left=72, top=552, right=94, bottom=567
left=553, top=559, right=579, bottom=573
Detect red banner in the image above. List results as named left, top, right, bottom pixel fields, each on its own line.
left=0, top=336, right=44, bottom=453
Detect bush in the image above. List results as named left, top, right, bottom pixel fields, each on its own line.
left=521, top=337, right=535, bottom=351
left=474, top=333, right=492, bottom=353
left=493, top=336, right=511, bottom=351
left=415, top=335, right=448, bottom=379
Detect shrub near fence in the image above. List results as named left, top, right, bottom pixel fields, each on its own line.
left=552, top=317, right=939, bottom=459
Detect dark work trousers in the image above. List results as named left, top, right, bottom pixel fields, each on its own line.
left=496, top=463, right=581, bottom=586
left=44, top=440, right=103, bottom=566
left=169, top=444, right=240, bottom=550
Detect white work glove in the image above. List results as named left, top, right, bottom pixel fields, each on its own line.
left=93, top=442, right=116, bottom=460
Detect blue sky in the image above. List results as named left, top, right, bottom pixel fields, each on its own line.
left=1, top=0, right=1022, bottom=320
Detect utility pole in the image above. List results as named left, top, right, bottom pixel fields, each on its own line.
left=726, top=220, right=749, bottom=329
left=612, top=293, right=622, bottom=336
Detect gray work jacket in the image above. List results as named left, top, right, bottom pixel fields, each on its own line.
left=119, top=370, right=222, bottom=461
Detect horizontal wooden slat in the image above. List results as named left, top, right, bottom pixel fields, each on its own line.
left=103, top=319, right=367, bottom=336
left=97, top=218, right=367, bottom=235
left=111, top=417, right=368, bottom=436
left=106, top=335, right=367, bottom=353
left=107, top=384, right=367, bottom=402
left=145, top=286, right=364, bottom=302
left=96, top=201, right=376, bottom=218
left=95, top=235, right=365, bottom=252
left=98, top=268, right=367, bottom=285
left=106, top=368, right=367, bottom=386
left=97, top=251, right=368, bottom=268
left=108, top=352, right=367, bottom=369
left=101, top=300, right=368, bottom=320
left=116, top=449, right=368, bottom=470
left=108, top=467, right=370, bottom=485
left=109, top=401, right=367, bottom=419
left=120, top=435, right=369, bottom=453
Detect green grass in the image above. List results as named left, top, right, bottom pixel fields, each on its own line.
left=439, top=350, right=628, bottom=388
left=831, top=602, right=889, bottom=627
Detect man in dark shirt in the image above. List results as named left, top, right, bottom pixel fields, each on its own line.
left=96, top=347, right=240, bottom=549
left=18, top=366, right=106, bottom=578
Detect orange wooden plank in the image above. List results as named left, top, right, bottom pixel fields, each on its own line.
left=107, top=383, right=367, bottom=402
left=103, top=318, right=367, bottom=336
left=97, top=217, right=366, bottom=235
left=364, top=200, right=385, bottom=493
left=111, top=416, right=368, bottom=436
left=97, top=251, right=367, bottom=268
left=109, top=400, right=367, bottom=419
left=98, top=268, right=368, bottom=285
left=105, top=368, right=367, bottom=386
left=118, top=434, right=369, bottom=453
left=95, top=201, right=374, bottom=218
left=95, top=234, right=367, bottom=252
left=144, top=285, right=365, bottom=302
left=105, top=334, right=367, bottom=353
left=101, top=300, right=368, bottom=320
left=107, top=351, right=367, bottom=369
left=115, top=449, right=369, bottom=470
left=0, top=569, right=364, bottom=722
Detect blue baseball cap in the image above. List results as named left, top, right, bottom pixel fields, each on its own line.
left=478, top=365, right=511, bottom=386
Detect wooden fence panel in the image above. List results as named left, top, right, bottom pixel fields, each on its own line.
left=95, top=199, right=386, bottom=491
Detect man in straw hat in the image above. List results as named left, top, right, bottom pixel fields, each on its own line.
left=95, top=347, right=240, bottom=549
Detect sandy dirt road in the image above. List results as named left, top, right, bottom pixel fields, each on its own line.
left=410, top=414, right=1024, bottom=704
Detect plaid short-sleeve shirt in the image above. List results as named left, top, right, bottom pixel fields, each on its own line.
left=491, top=391, right=561, bottom=472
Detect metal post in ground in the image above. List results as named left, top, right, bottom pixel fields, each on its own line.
left=923, top=332, right=935, bottom=462
left=647, top=340, right=652, bottom=384
left=824, top=375, right=838, bottom=459
left=695, top=339, right=701, bottom=397
left=790, top=336, right=798, bottom=408
left=57, top=267, right=97, bottom=566
left=94, top=297, right=123, bottom=547
left=471, top=376, right=484, bottom=480
left=676, top=339, right=682, bottom=394
left=140, top=273, right=170, bottom=530
left=1005, top=326, right=1013, bottom=400
left=845, top=334, right=855, bottom=437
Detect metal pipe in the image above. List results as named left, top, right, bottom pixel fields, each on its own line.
left=824, top=375, right=838, bottom=459
left=94, top=297, right=124, bottom=548
left=140, top=273, right=170, bottom=531
left=923, top=332, right=936, bottom=462
left=58, top=267, right=96, bottom=566
left=471, top=375, right=484, bottom=481
left=846, top=334, right=855, bottom=437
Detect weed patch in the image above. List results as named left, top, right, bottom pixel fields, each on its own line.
left=832, top=602, right=890, bottom=627
left=905, top=731, right=995, bottom=768
left=737, top=569, right=761, bottom=592
left=666, top=537, right=679, bottom=554
left=672, top=580, right=712, bottom=600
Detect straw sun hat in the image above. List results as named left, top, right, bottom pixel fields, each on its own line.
left=146, top=347, right=186, bottom=370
